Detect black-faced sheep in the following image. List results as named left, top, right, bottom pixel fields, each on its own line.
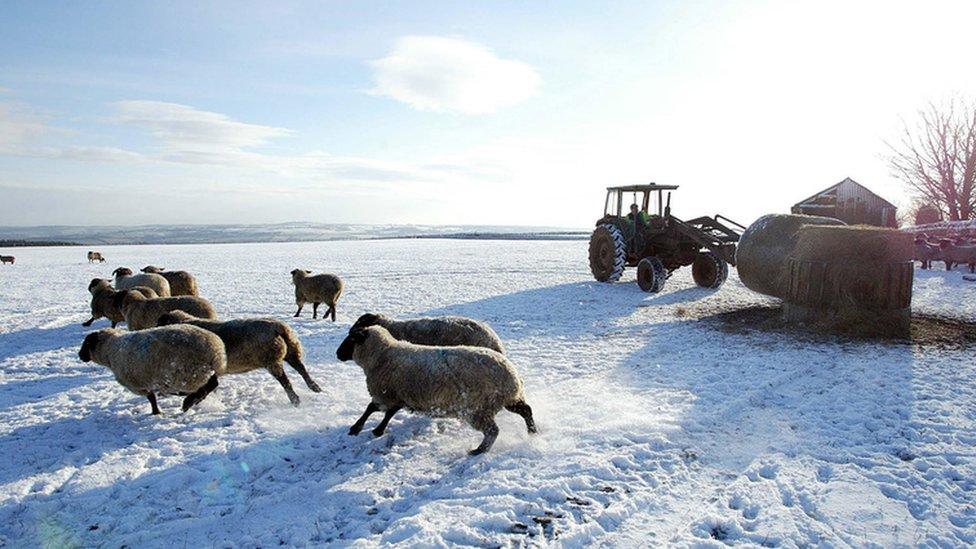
left=113, top=267, right=171, bottom=297
left=290, top=269, right=343, bottom=321
left=914, top=235, right=941, bottom=270
left=0, top=255, right=14, bottom=265
left=78, top=325, right=226, bottom=415
left=336, top=325, right=536, bottom=455
left=83, top=278, right=158, bottom=328
left=352, top=313, right=505, bottom=353
left=157, top=310, right=322, bottom=406
left=87, top=251, right=106, bottom=263
left=140, top=266, right=199, bottom=297
left=118, top=290, right=217, bottom=330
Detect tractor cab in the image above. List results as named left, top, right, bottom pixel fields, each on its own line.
left=599, top=184, right=679, bottom=245
left=601, top=184, right=678, bottom=220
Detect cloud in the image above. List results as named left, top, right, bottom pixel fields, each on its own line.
left=0, top=102, right=49, bottom=152
left=0, top=98, right=513, bottom=193
left=371, top=36, right=540, bottom=114
left=114, top=100, right=293, bottom=153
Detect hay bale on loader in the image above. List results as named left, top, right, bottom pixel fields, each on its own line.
left=784, top=225, right=914, bottom=338
left=736, top=214, right=846, bottom=299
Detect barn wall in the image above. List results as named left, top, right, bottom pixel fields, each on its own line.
left=793, top=180, right=897, bottom=227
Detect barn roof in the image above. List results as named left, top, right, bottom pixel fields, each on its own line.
left=793, top=177, right=896, bottom=209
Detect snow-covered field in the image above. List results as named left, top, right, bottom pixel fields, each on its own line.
left=1, top=240, right=974, bottom=547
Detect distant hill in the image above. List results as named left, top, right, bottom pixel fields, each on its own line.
left=0, top=222, right=588, bottom=246
left=0, top=239, right=82, bottom=247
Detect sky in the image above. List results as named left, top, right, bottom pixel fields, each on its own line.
left=1, top=0, right=975, bottom=228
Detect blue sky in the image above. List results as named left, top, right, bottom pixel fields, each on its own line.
left=1, top=0, right=974, bottom=227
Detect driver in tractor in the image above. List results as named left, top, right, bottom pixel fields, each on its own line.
left=627, top=203, right=650, bottom=229
left=628, top=203, right=650, bottom=250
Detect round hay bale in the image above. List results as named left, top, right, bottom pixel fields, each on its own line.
left=785, top=225, right=915, bottom=338
left=735, top=214, right=845, bottom=298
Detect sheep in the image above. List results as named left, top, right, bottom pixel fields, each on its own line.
left=118, top=290, right=217, bottom=330
left=914, top=235, right=942, bottom=270
left=336, top=325, right=537, bottom=455
left=87, top=251, right=106, bottom=263
left=157, top=310, right=322, bottom=406
left=78, top=325, right=226, bottom=415
left=83, top=278, right=158, bottom=327
left=0, top=255, right=14, bottom=265
left=351, top=313, right=505, bottom=354
left=140, top=266, right=199, bottom=297
left=290, top=269, right=343, bottom=321
left=939, top=240, right=976, bottom=272
left=113, top=267, right=171, bottom=297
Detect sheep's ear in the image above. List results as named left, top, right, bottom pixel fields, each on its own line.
left=350, top=327, right=369, bottom=344
left=304, top=270, right=312, bottom=274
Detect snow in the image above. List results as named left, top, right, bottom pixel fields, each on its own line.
left=0, top=240, right=974, bottom=546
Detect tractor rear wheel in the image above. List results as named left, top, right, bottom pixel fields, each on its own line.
left=692, top=251, right=729, bottom=289
left=637, top=257, right=667, bottom=293
left=589, top=224, right=626, bottom=282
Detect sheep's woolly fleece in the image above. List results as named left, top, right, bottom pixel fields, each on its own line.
left=0, top=239, right=974, bottom=546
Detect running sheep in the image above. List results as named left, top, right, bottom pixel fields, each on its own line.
left=83, top=278, right=158, bottom=327
left=118, top=290, right=217, bottom=330
left=140, top=266, right=199, bottom=297
left=78, top=325, right=226, bottom=415
left=336, top=325, right=537, bottom=455
left=352, top=313, right=505, bottom=353
left=157, top=310, right=322, bottom=406
left=113, top=267, right=171, bottom=297
left=290, top=269, right=343, bottom=321
left=87, top=251, right=106, bottom=263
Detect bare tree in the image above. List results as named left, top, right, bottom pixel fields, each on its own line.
left=887, top=99, right=976, bottom=221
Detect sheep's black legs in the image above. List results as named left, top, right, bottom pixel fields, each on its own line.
left=312, top=303, right=319, bottom=319
left=372, top=406, right=401, bottom=437
left=469, top=413, right=500, bottom=456
left=182, top=375, right=218, bottom=412
left=82, top=317, right=96, bottom=327
left=147, top=392, right=161, bottom=415
left=294, top=304, right=304, bottom=317
left=268, top=364, right=301, bottom=407
left=505, top=400, right=538, bottom=434
left=349, top=402, right=379, bottom=435
left=327, top=305, right=337, bottom=322
left=284, top=356, right=321, bottom=392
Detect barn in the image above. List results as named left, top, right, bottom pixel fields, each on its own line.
left=791, top=177, right=898, bottom=227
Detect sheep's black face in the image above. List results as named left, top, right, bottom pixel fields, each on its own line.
left=352, top=313, right=381, bottom=330
left=88, top=278, right=104, bottom=292
left=113, top=267, right=132, bottom=277
left=336, top=328, right=368, bottom=361
left=79, top=332, right=100, bottom=362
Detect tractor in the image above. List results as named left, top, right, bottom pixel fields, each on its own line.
left=588, top=183, right=744, bottom=292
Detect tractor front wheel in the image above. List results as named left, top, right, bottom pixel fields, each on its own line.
left=692, top=251, right=729, bottom=289
left=637, top=257, right=667, bottom=293
left=589, top=224, right=626, bottom=282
